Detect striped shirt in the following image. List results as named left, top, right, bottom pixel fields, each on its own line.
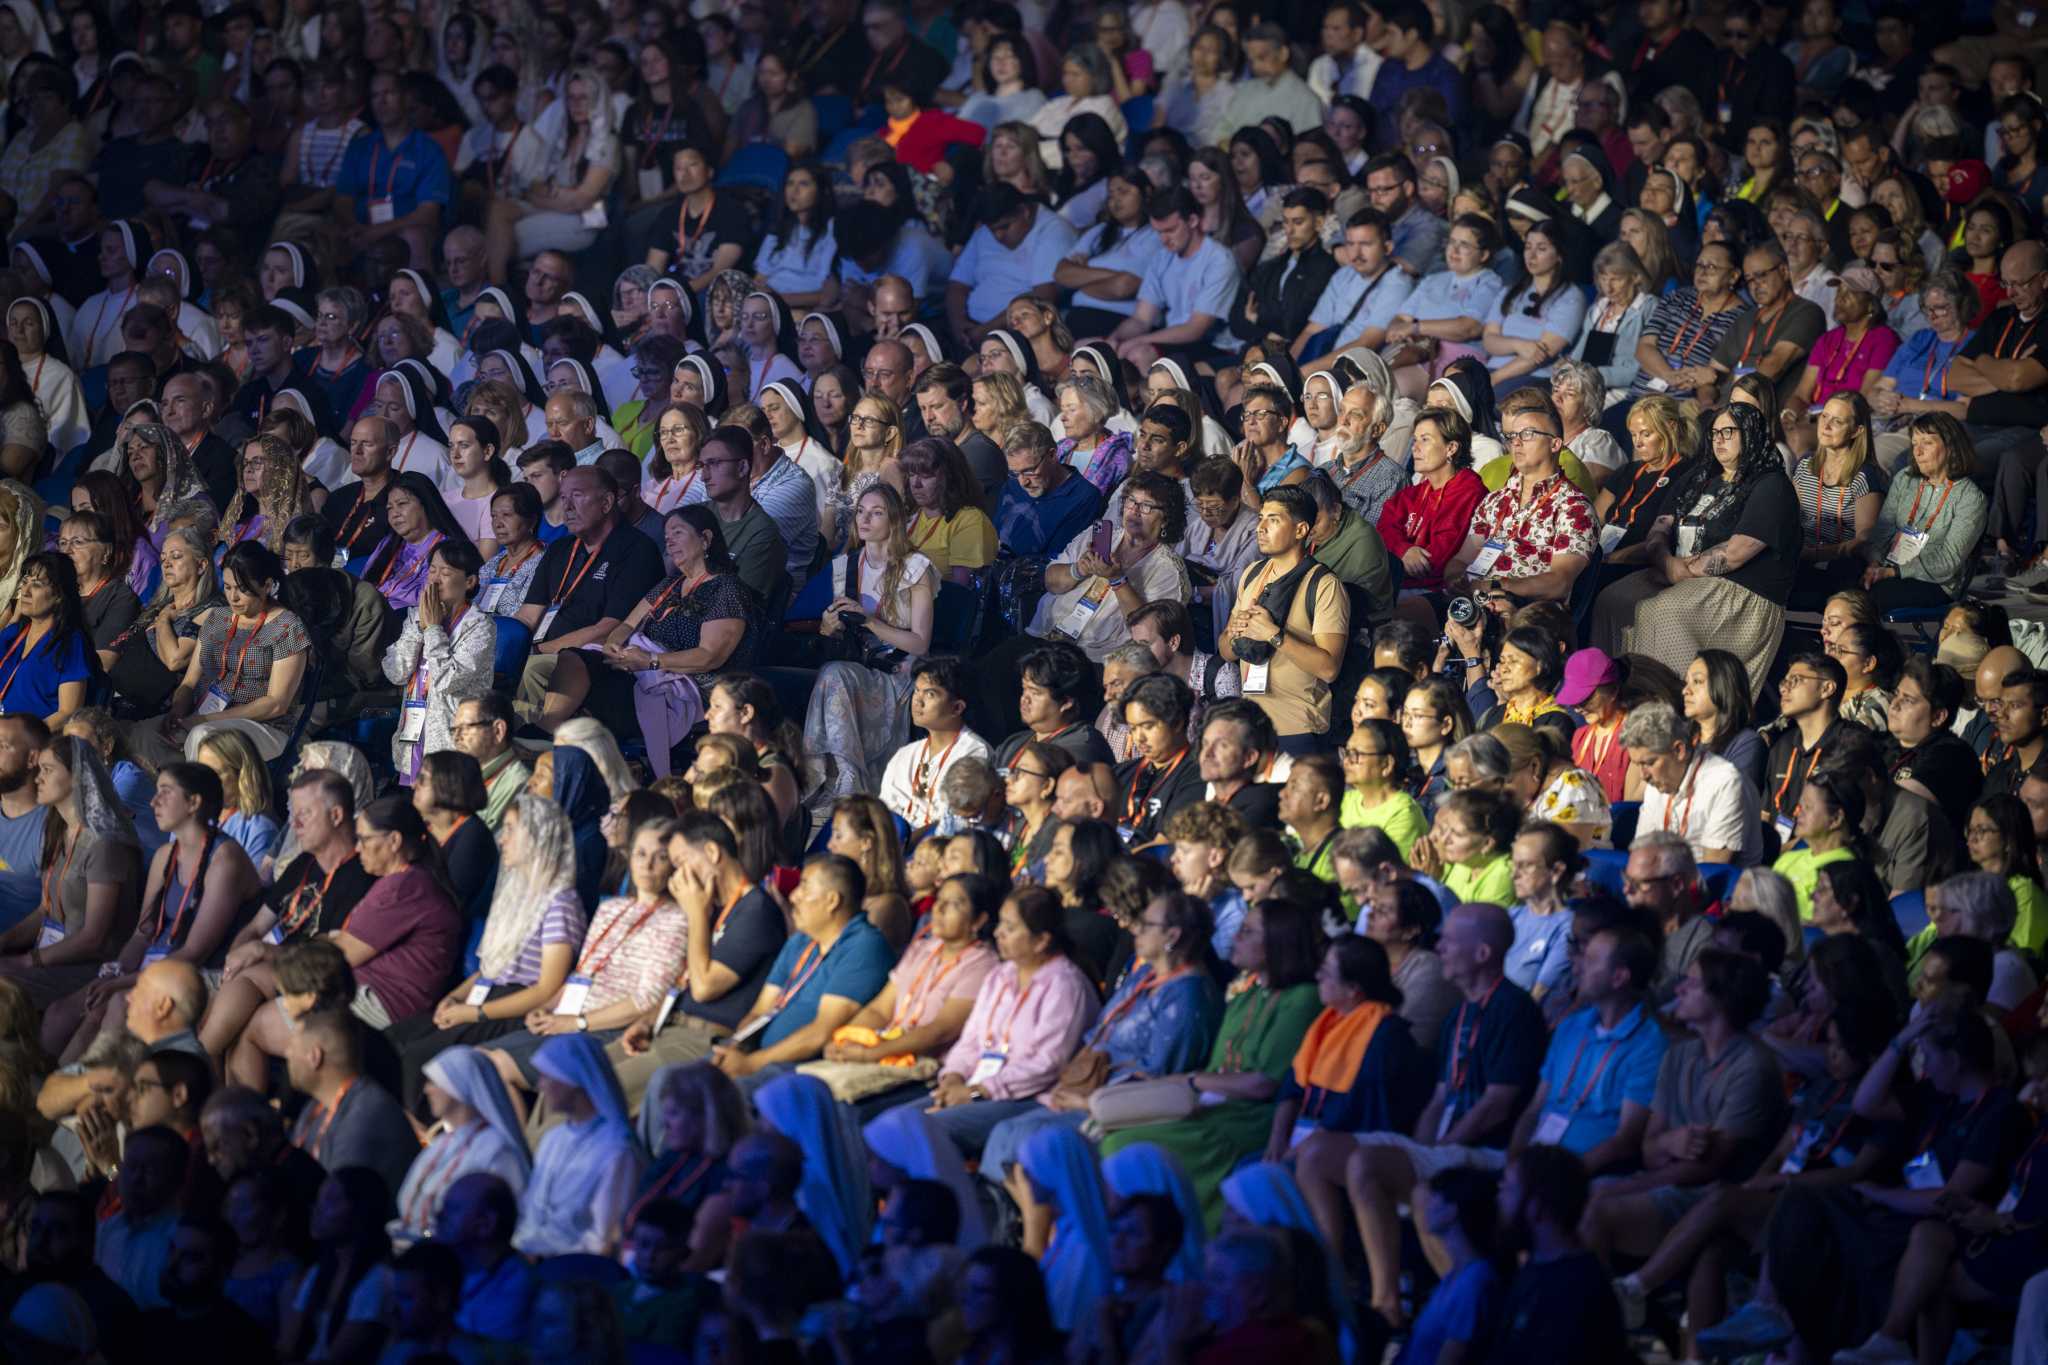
left=574, top=896, right=691, bottom=1013
left=298, top=117, right=367, bottom=189
left=1629, top=288, right=1743, bottom=397
left=503, top=888, right=589, bottom=987
left=1791, top=456, right=1878, bottom=551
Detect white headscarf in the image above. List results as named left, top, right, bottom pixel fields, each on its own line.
left=800, top=312, right=844, bottom=360
left=474, top=794, right=579, bottom=983
left=531, top=1032, right=632, bottom=1133
left=755, top=1073, right=871, bottom=1277
left=555, top=718, right=639, bottom=797
left=1100, top=1143, right=1205, bottom=1282
left=266, top=241, right=310, bottom=290
left=420, top=1044, right=532, bottom=1176
left=1018, top=1126, right=1113, bottom=1333
left=862, top=1104, right=988, bottom=1249
left=531, top=64, right=618, bottom=184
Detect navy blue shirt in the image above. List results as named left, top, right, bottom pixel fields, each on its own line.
left=1437, top=977, right=1547, bottom=1148
left=996, top=471, right=1104, bottom=559
left=757, top=913, right=895, bottom=1048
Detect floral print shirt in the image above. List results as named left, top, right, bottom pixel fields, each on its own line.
left=1535, top=767, right=1613, bottom=848
left=1469, top=472, right=1597, bottom=580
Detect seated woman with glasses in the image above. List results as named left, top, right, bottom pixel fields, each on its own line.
left=1862, top=271, right=1975, bottom=473
left=1592, top=402, right=1802, bottom=688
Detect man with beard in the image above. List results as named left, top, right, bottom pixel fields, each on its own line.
left=137, top=1214, right=274, bottom=1361
left=1106, top=404, right=1198, bottom=533
left=0, top=711, right=48, bottom=930
left=914, top=362, right=1004, bottom=502
left=197, top=1086, right=327, bottom=1249
left=1483, top=1144, right=1632, bottom=1363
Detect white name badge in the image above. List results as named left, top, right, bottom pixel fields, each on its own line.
left=535, top=605, right=561, bottom=642
left=1437, top=1102, right=1459, bottom=1140
left=1780, top=1122, right=1820, bottom=1174
left=1056, top=591, right=1104, bottom=639
left=195, top=685, right=231, bottom=716
left=333, top=548, right=350, bottom=569
left=477, top=579, right=510, bottom=613
left=396, top=700, right=428, bottom=743
left=653, top=986, right=683, bottom=1035
left=1717, top=102, right=1734, bottom=126
left=35, top=918, right=64, bottom=950
left=1598, top=522, right=1627, bottom=554
left=968, top=1051, right=1006, bottom=1088
left=1289, top=1120, right=1318, bottom=1150
left=1903, top=1151, right=1945, bottom=1191
left=639, top=167, right=665, bottom=200
left=1999, top=1180, right=2021, bottom=1214
left=1240, top=660, right=1270, bottom=693
left=465, top=978, right=495, bottom=1007
left=1646, top=374, right=1671, bottom=393
left=1468, top=540, right=1506, bottom=576
left=1887, top=529, right=1928, bottom=566
left=554, top=973, right=594, bottom=1017
left=1774, top=814, right=1796, bottom=844
left=1531, top=1111, right=1571, bottom=1146
left=369, top=198, right=395, bottom=225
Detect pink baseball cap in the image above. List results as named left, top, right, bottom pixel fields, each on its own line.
left=1556, top=647, right=1621, bottom=707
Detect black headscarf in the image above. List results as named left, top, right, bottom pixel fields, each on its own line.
left=1670, top=401, right=1779, bottom=543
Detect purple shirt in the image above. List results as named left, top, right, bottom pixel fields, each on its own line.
left=373, top=532, right=443, bottom=611
left=504, top=887, right=588, bottom=987
left=347, top=864, right=461, bottom=1021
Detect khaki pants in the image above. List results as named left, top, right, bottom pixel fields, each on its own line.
left=522, top=1012, right=722, bottom=1142
left=513, top=652, right=561, bottom=723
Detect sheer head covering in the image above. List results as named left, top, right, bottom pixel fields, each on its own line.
left=1671, top=400, right=1777, bottom=531
left=0, top=479, right=43, bottom=613
left=56, top=736, right=138, bottom=849
left=123, top=422, right=208, bottom=519
left=1220, top=1161, right=1354, bottom=1345
left=1018, top=1125, right=1113, bottom=1331
left=1100, top=1143, right=1205, bottom=1282
left=392, top=268, right=455, bottom=334
left=760, top=378, right=832, bottom=454
left=556, top=717, right=638, bottom=799
left=1068, top=343, right=1132, bottom=417
left=475, top=794, right=579, bottom=982
left=635, top=1060, right=753, bottom=1155
left=545, top=357, right=613, bottom=421
left=675, top=353, right=729, bottom=419
left=549, top=743, right=612, bottom=916
left=379, top=366, right=450, bottom=444
left=273, top=740, right=376, bottom=867
left=740, top=290, right=800, bottom=359
left=1429, top=358, right=1502, bottom=441
left=146, top=248, right=197, bottom=301
left=1343, top=347, right=1396, bottom=410
left=9, top=295, right=67, bottom=366
left=755, top=1072, right=871, bottom=1276
left=266, top=240, right=318, bottom=293
left=420, top=1044, right=532, bottom=1176
left=533, top=64, right=618, bottom=175
left=862, top=1104, right=988, bottom=1249
left=982, top=327, right=1043, bottom=389
left=480, top=346, right=548, bottom=409
left=531, top=1033, right=632, bottom=1134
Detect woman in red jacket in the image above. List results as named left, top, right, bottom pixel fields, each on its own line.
left=1375, top=404, right=1488, bottom=593
left=880, top=72, right=987, bottom=175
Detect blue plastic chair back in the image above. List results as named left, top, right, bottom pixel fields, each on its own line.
left=812, top=94, right=854, bottom=142
left=715, top=142, right=789, bottom=190
left=1609, top=801, right=1641, bottom=849
left=1121, top=95, right=1154, bottom=149
left=786, top=566, right=836, bottom=622
left=1699, top=862, right=1740, bottom=904
left=1582, top=848, right=1628, bottom=897
left=492, top=615, right=533, bottom=683
left=1891, top=889, right=1928, bottom=942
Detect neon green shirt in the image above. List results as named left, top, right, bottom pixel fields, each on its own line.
left=1771, top=843, right=1857, bottom=920
left=1443, top=853, right=1515, bottom=906
left=1341, top=788, right=1430, bottom=861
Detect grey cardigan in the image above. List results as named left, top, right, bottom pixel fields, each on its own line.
left=1869, top=471, right=1987, bottom=595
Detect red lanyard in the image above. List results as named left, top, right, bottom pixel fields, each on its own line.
left=149, top=833, right=215, bottom=945
left=1089, top=965, right=1188, bottom=1043
left=0, top=624, right=46, bottom=706
left=1737, top=301, right=1790, bottom=368
left=1122, top=747, right=1189, bottom=828
left=1448, top=978, right=1503, bottom=1093
left=1665, top=304, right=1719, bottom=365
left=773, top=939, right=830, bottom=1012
left=1825, top=328, right=1871, bottom=388
left=298, top=1077, right=358, bottom=1155
left=1405, top=478, right=1451, bottom=538
left=675, top=191, right=716, bottom=263
left=652, top=468, right=700, bottom=510
left=1803, top=1079, right=1859, bottom=1165
left=337, top=487, right=384, bottom=554
left=408, top=604, right=467, bottom=701
left=911, top=510, right=945, bottom=549
left=278, top=853, right=355, bottom=938
left=1903, top=479, right=1956, bottom=532
left=625, top=1154, right=715, bottom=1235
left=370, top=139, right=406, bottom=203
left=1916, top=1087, right=1991, bottom=1159
left=577, top=898, right=664, bottom=981
left=1771, top=743, right=1824, bottom=815
left=1816, top=479, right=1849, bottom=542
left=401, top=1122, right=484, bottom=1229
left=1611, top=461, right=1672, bottom=528
left=1663, top=752, right=1702, bottom=834
left=981, top=970, right=1041, bottom=1053
left=908, top=732, right=962, bottom=826
left=887, top=940, right=974, bottom=1032
left=378, top=531, right=442, bottom=594
left=1555, top=1022, right=1628, bottom=1114
left=549, top=531, right=608, bottom=606
left=41, top=830, right=79, bottom=919
left=1340, top=450, right=1385, bottom=489
left=217, top=609, right=270, bottom=695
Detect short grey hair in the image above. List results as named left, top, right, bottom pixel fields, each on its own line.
left=1001, top=420, right=1056, bottom=461
left=1104, top=641, right=1157, bottom=672
left=1797, top=148, right=1842, bottom=175
left=940, top=756, right=997, bottom=811
left=1592, top=242, right=1650, bottom=296
left=1922, top=270, right=1981, bottom=323
left=1548, top=357, right=1607, bottom=421
left=1061, top=42, right=1112, bottom=95
left=1936, top=871, right=2019, bottom=944
left=1618, top=701, right=1691, bottom=751
left=1630, top=827, right=1697, bottom=877
left=1447, top=733, right=1510, bottom=782
left=1055, top=372, right=1115, bottom=431
left=316, top=285, right=367, bottom=329
left=551, top=388, right=599, bottom=421
left=1786, top=209, right=1828, bottom=241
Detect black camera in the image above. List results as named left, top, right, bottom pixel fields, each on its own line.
left=1445, top=595, right=1480, bottom=627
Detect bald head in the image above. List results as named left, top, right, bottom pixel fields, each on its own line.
left=1978, top=645, right=2028, bottom=707
left=865, top=337, right=914, bottom=400
left=872, top=276, right=916, bottom=338
left=126, top=959, right=205, bottom=1043
left=1053, top=767, right=1104, bottom=821
left=1452, top=901, right=1515, bottom=960
left=2006, top=239, right=2048, bottom=277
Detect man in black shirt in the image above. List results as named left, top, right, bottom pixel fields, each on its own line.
left=1623, top=0, right=1717, bottom=110
left=513, top=465, right=664, bottom=723
left=1115, top=674, right=1205, bottom=846
left=913, top=363, right=1005, bottom=503
left=1983, top=667, right=2048, bottom=796
left=138, top=1213, right=277, bottom=1362
left=228, top=304, right=329, bottom=434
left=850, top=0, right=949, bottom=110
left=1889, top=656, right=1984, bottom=818
left=1485, top=1145, right=1632, bottom=1364
left=229, top=769, right=372, bottom=953
left=792, top=0, right=872, bottom=97
left=1712, top=2, right=1795, bottom=152
left=1952, top=241, right=2048, bottom=534
left=1230, top=189, right=1339, bottom=352
left=994, top=641, right=1118, bottom=806
left=321, top=416, right=398, bottom=567
left=159, top=372, right=237, bottom=509
left=1196, top=699, right=1281, bottom=827
left=1762, top=652, right=1851, bottom=828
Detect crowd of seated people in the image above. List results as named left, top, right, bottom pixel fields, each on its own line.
left=9, top=0, right=2048, bottom=1361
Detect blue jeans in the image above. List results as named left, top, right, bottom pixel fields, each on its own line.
left=979, top=1107, right=1088, bottom=1184
left=888, top=1093, right=1039, bottom=1162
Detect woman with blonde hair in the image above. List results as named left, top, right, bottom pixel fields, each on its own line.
left=970, top=371, right=1031, bottom=444
left=1789, top=392, right=1883, bottom=609
left=483, top=65, right=620, bottom=282
left=807, top=483, right=937, bottom=802
left=216, top=434, right=307, bottom=555
left=1007, top=293, right=1074, bottom=387
left=1593, top=394, right=1698, bottom=573
left=398, top=794, right=590, bottom=1104
left=841, top=390, right=906, bottom=499
left=983, top=120, right=1053, bottom=200
left=630, top=1061, right=751, bottom=1236
left=195, top=728, right=279, bottom=874
left=102, top=526, right=224, bottom=714
left=826, top=794, right=913, bottom=951
left=1571, top=242, right=1657, bottom=405
left=1617, top=209, right=1681, bottom=295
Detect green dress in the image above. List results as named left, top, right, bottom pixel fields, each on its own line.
left=1097, top=978, right=1323, bottom=1231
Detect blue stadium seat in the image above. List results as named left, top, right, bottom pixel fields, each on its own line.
left=1891, top=889, right=1928, bottom=942
left=1582, top=847, right=1627, bottom=897
left=1609, top=801, right=1641, bottom=849
left=1699, top=862, right=1739, bottom=903
left=715, top=142, right=789, bottom=190
left=812, top=94, right=854, bottom=142
left=492, top=615, right=533, bottom=686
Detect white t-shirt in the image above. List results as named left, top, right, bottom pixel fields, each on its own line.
left=879, top=727, right=995, bottom=828
left=1638, top=750, right=1763, bottom=867
left=1029, top=526, right=1191, bottom=663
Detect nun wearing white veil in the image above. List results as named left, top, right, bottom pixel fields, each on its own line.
left=1146, top=358, right=1235, bottom=458
left=1013, top=1125, right=1113, bottom=1333
left=6, top=296, right=86, bottom=455
left=1100, top=1143, right=1205, bottom=1282
left=275, top=388, right=353, bottom=494
left=390, top=1045, right=533, bottom=1246
left=558, top=291, right=637, bottom=411
left=513, top=1032, right=644, bottom=1256
left=862, top=1102, right=988, bottom=1249
left=754, top=1072, right=871, bottom=1279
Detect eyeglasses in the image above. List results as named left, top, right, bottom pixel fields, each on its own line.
left=863, top=364, right=900, bottom=381
left=1623, top=872, right=1680, bottom=893
left=1743, top=266, right=1784, bottom=285
left=1244, top=408, right=1283, bottom=422
left=1710, top=426, right=1741, bottom=440
left=2000, top=268, right=2046, bottom=291
left=1340, top=747, right=1385, bottom=761
left=1009, top=766, right=1050, bottom=780
left=1781, top=672, right=1824, bottom=688
left=1126, top=500, right=1168, bottom=516
left=1871, top=258, right=1901, bottom=272
left=1793, top=168, right=1829, bottom=181
left=1503, top=428, right=1559, bottom=445
left=849, top=413, right=886, bottom=428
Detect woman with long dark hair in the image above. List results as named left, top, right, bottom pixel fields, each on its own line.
left=754, top=162, right=836, bottom=309
left=1591, top=402, right=1802, bottom=691
left=1052, top=111, right=1124, bottom=232
left=533, top=505, right=756, bottom=770
left=0, top=735, right=141, bottom=1006
left=1682, top=648, right=1766, bottom=793
left=279, top=1167, right=395, bottom=1362
left=362, top=472, right=474, bottom=613
left=0, top=549, right=92, bottom=727
left=1482, top=220, right=1588, bottom=393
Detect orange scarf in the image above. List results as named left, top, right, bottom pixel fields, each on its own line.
left=1292, top=1001, right=1392, bottom=1095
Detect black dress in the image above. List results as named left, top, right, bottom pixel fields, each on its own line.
left=575, top=571, right=758, bottom=738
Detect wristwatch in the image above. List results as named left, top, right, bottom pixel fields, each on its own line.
left=577, top=1016, right=590, bottom=1032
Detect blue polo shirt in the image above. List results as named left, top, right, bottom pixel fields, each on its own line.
left=996, top=469, right=1104, bottom=559
left=336, top=128, right=454, bottom=224
left=1530, top=1002, right=1668, bottom=1156
left=757, top=913, right=894, bottom=1049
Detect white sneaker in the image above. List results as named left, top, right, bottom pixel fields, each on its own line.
left=1612, top=1275, right=1649, bottom=1332
left=1833, top=1331, right=1913, bottom=1363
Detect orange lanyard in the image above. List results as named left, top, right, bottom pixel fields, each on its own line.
left=1091, top=965, right=1188, bottom=1043
left=298, top=1077, right=359, bottom=1155
left=675, top=190, right=716, bottom=262
left=1737, top=301, right=1790, bottom=368
left=0, top=624, right=46, bottom=706
left=494, top=540, right=542, bottom=581
left=1920, top=339, right=1963, bottom=398
left=910, top=510, right=945, bottom=549
left=279, top=852, right=355, bottom=938
left=908, top=732, right=962, bottom=826
left=1580, top=718, right=1622, bottom=777
left=217, top=609, right=270, bottom=696
left=982, top=971, right=1041, bottom=1052
left=644, top=572, right=702, bottom=625
left=887, top=940, right=974, bottom=1032
left=1665, top=305, right=1719, bottom=365
left=1448, top=978, right=1503, bottom=1093
left=1339, top=449, right=1386, bottom=489
left=1611, top=461, right=1672, bottom=527
left=1219, top=982, right=1278, bottom=1072
left=625, top=1153, right=714, bottom=1234
left=1664, top=752, right=1702, bottom=834
left=652, top=467, right=700, bottom=510
left=337, top=486, right=385, bottom=554
left=549, top=531, right=608, bottom=606
left=401, top=1122, right=484, bottom=1229
left=1903, top=479, right=1956, bottom=533
left=1824, top=328, right=1872, bottom=388
left=41, top=830, right=79, bottom=918
left=370, top=139, right=406, bottom=202
left=315, top=343, right=362, bottom=377
left=1122, top=747, right=1189, bottom=828
left=577, top=898, right=663, bottom=980
left=773, top=938, right=829, bottom=1011
left=1772, top=743, right=1824, bottom=814
left=150, top=834, right=215, bottom=945
left=1554, top=1019, right=1629, bottom=1114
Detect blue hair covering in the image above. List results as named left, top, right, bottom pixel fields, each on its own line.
left=1100, top=1143, right=1206, bottom=1282
left=1220, top=1161, right=1357, bottom=1350
left=550, top=746, right=610, bottom=914
left=754, top=1073, right=872, bottom=1277
left=1018, top=1125, right=1113, bottom=1333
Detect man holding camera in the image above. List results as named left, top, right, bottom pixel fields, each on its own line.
left=1218, top=486, right=1350, bottom=755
